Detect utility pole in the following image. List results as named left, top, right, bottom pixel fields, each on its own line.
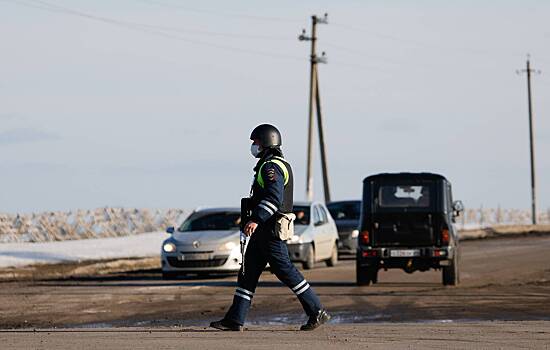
left=299, top=13, right=330, bottom=202
left=517, top=55, right=541, bottom=225
left=315, top=68, right=331, bottom=203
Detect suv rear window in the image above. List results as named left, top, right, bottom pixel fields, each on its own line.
left=378, top=185, right=431, bottom=208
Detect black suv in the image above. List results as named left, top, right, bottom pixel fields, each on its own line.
left=326, top=200, right=361, bottom=256
left=356, top=173, right=463, bottom=286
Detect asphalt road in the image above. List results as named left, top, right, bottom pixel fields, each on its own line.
left=0, top=235, right=549, bottom=348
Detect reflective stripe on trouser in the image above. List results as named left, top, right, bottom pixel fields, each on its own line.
left=235, top=287, right=254, bottom=301
left=224, top=231, right=323, bottom=325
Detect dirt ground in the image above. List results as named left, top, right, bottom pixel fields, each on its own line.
left=0, top=235, right=549, bottom=348
left=2, top=322, right=550, bottom=350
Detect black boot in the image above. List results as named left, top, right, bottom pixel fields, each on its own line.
left=300, top=309, right=331, bottom=331
left=210, top=318, right=244, bottom=331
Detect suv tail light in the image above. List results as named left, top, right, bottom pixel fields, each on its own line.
left=441, top=229, right=450, bottom=244
left=362, top=250, right=377, bottom=257
left=359, top=230, right=370, bottom=245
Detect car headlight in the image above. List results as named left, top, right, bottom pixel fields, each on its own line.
left=289, top=235, right=302, bottom=243
left=163, top=242, right=176, bottom=253
left=220, top=241, right=237, bottom=251
left=351, top=229, right=359, bottom=238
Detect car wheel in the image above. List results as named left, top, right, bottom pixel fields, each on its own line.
left=356, top=264, right=370, bottom=286
left=302, top=244, right=315, bottom=270
left=442, top=252, right=459, bottom=286
left=325, top=243, right=338, bottom=267
left=370, top=267, right=379, bottom=284
left=162, top=271, right=179, bottom=280
left=356, top=263, right=378, bottom=286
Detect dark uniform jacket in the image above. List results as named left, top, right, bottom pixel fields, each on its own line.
left=249, top=152, right=294, bottom=227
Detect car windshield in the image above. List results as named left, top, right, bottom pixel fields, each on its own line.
left=178, top=212, right=241, bottom=232
left=293, top=206, right=310, bottom=225
left=327, top=201, right=361, bottom=220
left=378, top=185, right=431, bottom=208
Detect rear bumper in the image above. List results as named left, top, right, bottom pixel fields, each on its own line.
left=357, top=246, right=454, bottom=269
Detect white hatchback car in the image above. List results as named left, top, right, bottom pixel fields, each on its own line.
left=161, top=208, right=242, bottom=279
left=286, top=202, right=339, bottom=270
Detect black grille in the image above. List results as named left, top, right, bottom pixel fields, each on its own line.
left=167, top=256, right=228, bottom=268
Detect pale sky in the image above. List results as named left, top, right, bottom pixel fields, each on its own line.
left=1, top=0, right=549, bottom=213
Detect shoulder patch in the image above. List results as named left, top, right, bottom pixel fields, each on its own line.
left=257, top=159, right=288, bottom=188
left=266, top=168, right=277, bottom=182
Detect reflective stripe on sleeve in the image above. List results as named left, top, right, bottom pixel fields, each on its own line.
left=258, top=203, right=275, bottom=216
left=260, top=200, right=278, bottom=212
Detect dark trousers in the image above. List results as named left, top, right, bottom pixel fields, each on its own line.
left=224, top=228, right=323, bottom=325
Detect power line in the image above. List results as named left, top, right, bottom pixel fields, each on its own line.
left=323, top=42, right=486, bottom=73
left=134, top=0, right=302, bottom=23
left=6, top=0, right=304, bottom=62
left=13, top=0, right=289, bottom=41
left=323, top=42, right=422, bottom=68
left=7, top=0, right=497, bottom=76
left=7, top=0, right=404, bottom=72
left=131, top=2, right=550, bottom=68
left=331, top=22, right=539, bottom=61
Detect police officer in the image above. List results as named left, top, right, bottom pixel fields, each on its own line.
left=210, top=124, right=330, bottom=331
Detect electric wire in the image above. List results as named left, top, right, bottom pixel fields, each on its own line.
left=323, top=42, right=516, bottom=74
left=135, top=0, right=549, bottom=66
left=5, top=0, right=401, bottom=73
left=15, top=0, right=290, bottom=41
left=134, top=0, right=303, bottom=23
left=7, top=0, right=305, bottom=62
left=323, top=42, right=427, bottom=68
left=330, top=22, right=547, bottom=62
left=4, top=0, right=545, bottom=74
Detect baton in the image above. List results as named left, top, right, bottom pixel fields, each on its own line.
left=240, top=197, right=251, bottom=276
left=240, top=231, right=249, bottom=275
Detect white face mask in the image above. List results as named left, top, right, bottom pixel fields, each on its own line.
left=250, top=144, right=262, bottom=158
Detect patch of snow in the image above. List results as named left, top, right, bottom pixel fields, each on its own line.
left=0, top=231, right=170, bottom=268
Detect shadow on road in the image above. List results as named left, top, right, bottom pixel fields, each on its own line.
left=35, top=278, right=447, bottom=290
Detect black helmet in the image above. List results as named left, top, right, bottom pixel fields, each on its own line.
left=250, top=124, right=282, bottom=148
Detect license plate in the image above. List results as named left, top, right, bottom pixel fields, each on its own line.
left=178, top=253, right=211, bottom=261
left=390, top=249, right=420, bottom=257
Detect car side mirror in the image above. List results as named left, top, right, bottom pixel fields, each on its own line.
left=452, top=200, right=464, bottom=217
left=314, top=219, right=323, bottom=226
left=166, top=226, right=175, bottom=234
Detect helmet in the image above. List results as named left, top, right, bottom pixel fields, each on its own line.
left=250, top=124, right=282, bottom=148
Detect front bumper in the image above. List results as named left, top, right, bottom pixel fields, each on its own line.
left=286, top=242, right=310, bottom=262
left=161, top=246, right=242, bottom=273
